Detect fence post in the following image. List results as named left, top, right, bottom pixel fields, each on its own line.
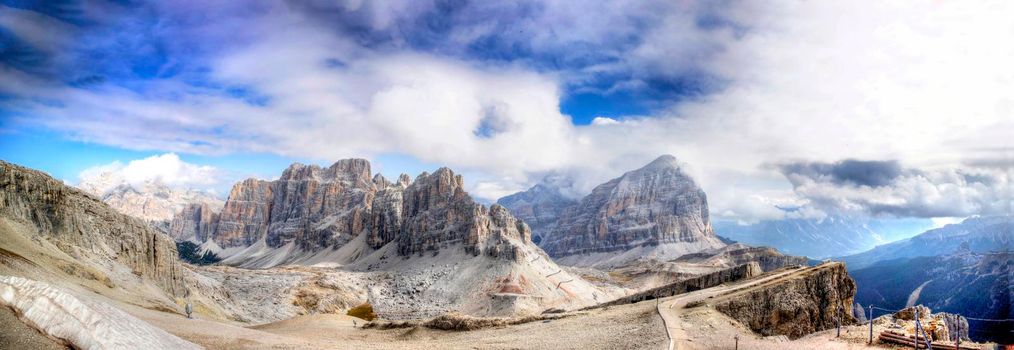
left=955, top=315, right=960, bottom=350
left=916, top=308, right=924, bottom=348
left=734, top=334, right=739, bottom=350
left=836, top=304, right=841, bottom=338
left=869, top=305, right=874, bottom=344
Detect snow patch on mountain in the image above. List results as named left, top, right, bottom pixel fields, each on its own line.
left=0, top=276, right=200, bottom=350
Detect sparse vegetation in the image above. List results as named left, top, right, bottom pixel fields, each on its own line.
left=363, top=312, right=575, bottom=331
left=347, top=303, right=377, bottom=321
left=176, top=241, right=221, bottom=265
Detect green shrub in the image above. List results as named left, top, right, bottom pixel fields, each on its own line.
left=176, top=241, right=221, bottom=265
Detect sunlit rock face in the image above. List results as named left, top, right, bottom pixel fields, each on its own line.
left=213, top=178, right=273, bottom=248
left=172, top=159, right=536, bottom=265
left=0, top=160, right=185, bottom=296
left=168, top=202, right=220, bottom=242
left=539, top=155, right=725, bottom=263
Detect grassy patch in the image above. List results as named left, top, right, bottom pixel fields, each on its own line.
left=347, top=303, right=377, bottom=321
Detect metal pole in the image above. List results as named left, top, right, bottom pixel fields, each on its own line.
left=836, top=304, right=841, bottom=338
left=916, top=308, right=924, bottom=348
left=734, top=334, right=739, bottom=350
left=869, top=305, right=874, bottom=344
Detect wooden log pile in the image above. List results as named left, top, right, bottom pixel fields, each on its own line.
left=878, top=330, right=980, bottom=350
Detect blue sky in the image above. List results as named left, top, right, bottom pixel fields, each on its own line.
left=1, top=0, right=1011, bottom=222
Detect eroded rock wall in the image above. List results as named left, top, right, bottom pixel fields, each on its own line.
left=595, top=262, right=762, bottom=307
left=0, top=160, right=184, bottom=296
left=714, top=262, right=857, bottom=339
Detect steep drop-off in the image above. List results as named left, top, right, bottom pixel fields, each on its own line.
left=712, top=262, right=857, bottom=339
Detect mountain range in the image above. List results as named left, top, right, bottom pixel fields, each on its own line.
left=77, top=172, right=223, bottom=227
left=845, top=216, right=1012, bottom=343
left=714, top=215, right=935, bottom=259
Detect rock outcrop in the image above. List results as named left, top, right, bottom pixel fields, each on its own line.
left=213, top=178, right=273, bottom=248
left=168, top=202, right=220, bottom=242
left=713, top=262, right=857, bottom=339
left=539, top=155, right=724, bottom=263
left=873, top=305, right=971, bottom=342
left=594, top=262, right=763, bottom=308
left=0, top=160, right=185, bottom=296
left=673, top=244, right=811, bottom=272
left=497, top=180, right=576, bottom=245
left=400, top=168, right=531, bottom=261
left=179, top=159, right=537, bottom=266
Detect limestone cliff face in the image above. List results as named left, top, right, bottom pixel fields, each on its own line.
left=214, top=178, right=273, bottom=248
left=714, top=262, right=857, bottom=339
left=265, top=160, right=375, bottom=250
left=181, top=160, right=534, bottom=264
left=365, top=174, right=409, bottom=249
left=541, top=155, right=724, bottom=258
left=168, top=202, right=220, bottom=242
left=399, top=168, right=531, bottom=261
left=0, top=160, right=184, bottom=296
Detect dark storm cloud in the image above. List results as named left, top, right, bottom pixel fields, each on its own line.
left=780, top=159, right=903, bottom=188
left=778, top=159, right=1010, bottom=218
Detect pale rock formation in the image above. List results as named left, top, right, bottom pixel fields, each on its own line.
left=0, top=160, right=184, bottom=296
left=78, top=175, right=222, bottom=224
left=168, top=202, right=220, bottom=242
left=541, top=155, right=725, bottom=265
left=176, top=159, right=538, bottom=266
left=213, top=178, right=273, bottom=248
left=497, top=180, right=576, bottom=245
left=399, top=168, right=531, bottom=261
left=713, top=262, right=857, bottom=339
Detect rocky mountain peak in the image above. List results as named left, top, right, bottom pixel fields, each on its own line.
left=641, top=154, right=681, bottom=170
left=165, top=159, right=540, bottom=267
left=397, top=173, right=412, bottom=187
left=540, top=155, right=724, bottom=266
left=497, top=177, right=577, bottom=245
left=279, top=159, right=372, bottom=184
left=372, top=173, right=390, bottom=187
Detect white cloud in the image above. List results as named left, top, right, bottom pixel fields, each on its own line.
left=78, top=153, right=220, bottom=194
left=5, top=1, right=1013, bottom=221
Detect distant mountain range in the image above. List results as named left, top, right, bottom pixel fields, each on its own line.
left=714, top=216, right=934, bottom=258
left=77, top=173, right=223, bottom=224
left=843, top=216, right=1011, bottom=269
left=845, top=216, right=1012, bottom=343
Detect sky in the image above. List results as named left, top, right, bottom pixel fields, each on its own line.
left=1, top=0, right=1011, bottom=224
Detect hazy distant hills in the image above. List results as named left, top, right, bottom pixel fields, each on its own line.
left=845, top=216, right=1013, bottom=343
left=714, top=216, right=934, bottom=259
left=843, top=216, right=1011, bottom=269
